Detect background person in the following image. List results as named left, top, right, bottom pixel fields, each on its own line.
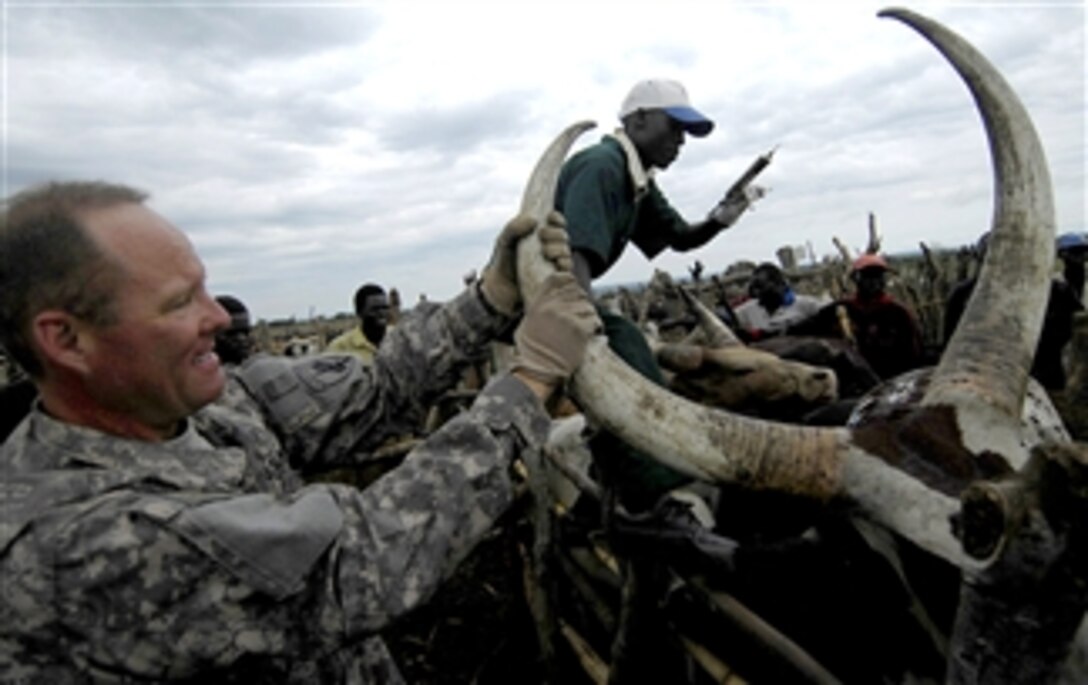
left=792, top=254, right=924, bottom=381
left=327, top=283, right=391, bottom=363
left=945, top=232, right=1083, bottom=391
left=835, top=254, right=924, bottom=380
left=555, top=77, right=767, bottom=685
left=556, top=77, right=766, bottom=513
left=213, top=294, right=255, bottom=366
left=733, top=262, right=829, bottom=340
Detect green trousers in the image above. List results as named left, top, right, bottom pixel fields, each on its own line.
left=591, top=308, right=690, bottom=512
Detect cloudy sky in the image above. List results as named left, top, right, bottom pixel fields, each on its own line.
left=4, top=1, right=1084, bottom=321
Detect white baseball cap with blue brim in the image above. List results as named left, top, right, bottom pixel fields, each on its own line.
left=619, top=79, right=715, bottom=137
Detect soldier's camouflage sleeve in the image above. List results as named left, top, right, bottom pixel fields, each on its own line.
left=327, top=373, right=550, bottom=630
left=231, top=285, right=513, bottom=470
left=0, top=374, right=549, bottom=682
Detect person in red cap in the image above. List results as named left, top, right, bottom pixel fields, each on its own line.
left=851, top=253, right=889, bottom=272
left=793, top=253, right=925, bottom=381
left=837, top=253, right=925, bottom=379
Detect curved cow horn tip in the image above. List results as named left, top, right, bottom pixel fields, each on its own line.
left=876, top=7, right=912, bottom=20
left=516, top=121, right=596, bottom=303
left=880, top=7, right=1055, bottom=438
left=520, top=120, right=597, bottom=220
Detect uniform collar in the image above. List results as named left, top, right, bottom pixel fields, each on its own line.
left=607, top=129, right=654, bottom=202
left=17, top=406, right=246, bottom=491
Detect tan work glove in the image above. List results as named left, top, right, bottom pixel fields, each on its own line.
left=513, top=272, right=601, bottom=388
left=480, top=211, right=573, bottom=316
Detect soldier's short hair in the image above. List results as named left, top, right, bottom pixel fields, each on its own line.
left=0, top=181, right=147, bottom=377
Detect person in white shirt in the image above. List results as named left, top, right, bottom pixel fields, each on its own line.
left=734, top=262, right=829, bottom=340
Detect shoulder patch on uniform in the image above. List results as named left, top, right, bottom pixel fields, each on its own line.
left=172, top=489, right=344, bottom=599
left=237, top=357, right=323, bottom=432
left=296, top=356, right=354, bottom=392
left=238, top=356, right=299, bottom=401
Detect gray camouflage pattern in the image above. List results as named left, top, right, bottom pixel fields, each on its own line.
left=0, top=287, right=551, bottom=683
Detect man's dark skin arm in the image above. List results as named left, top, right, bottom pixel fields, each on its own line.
left=666, top=217, right=730, bottom=252
left=572, top=250, right=596, bottom=294
left=570, top=214, right=723, bottom=295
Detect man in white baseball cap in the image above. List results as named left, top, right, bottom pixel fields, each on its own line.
left=554, top=78, right=768, bottom=683
left=555, top=77, right=767, bottom=513
left=618, top=78, right=715, bottom=137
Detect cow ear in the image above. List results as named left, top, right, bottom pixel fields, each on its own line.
left=656, top=343, right=705, bottom=372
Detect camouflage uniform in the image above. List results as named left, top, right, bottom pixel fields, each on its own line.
left=0, top=288, right=550, bottom=683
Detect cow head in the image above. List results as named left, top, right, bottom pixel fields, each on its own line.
left=652, top=287, right=838, bottom=416
left=656, top=341, right=838, bottom=415
left=753, top=335, right=881, bottom=400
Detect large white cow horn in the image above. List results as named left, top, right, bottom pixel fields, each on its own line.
left=880, top=9, right=1056, bottom=460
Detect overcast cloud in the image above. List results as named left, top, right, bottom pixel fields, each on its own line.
left=4, top=1, right=1084, bottom=321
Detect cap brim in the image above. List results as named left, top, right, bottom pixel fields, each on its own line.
left=663, top=106, right=714, bottom=137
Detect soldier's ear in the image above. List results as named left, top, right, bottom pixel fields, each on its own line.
left=31, top=310, right=94, bottom=376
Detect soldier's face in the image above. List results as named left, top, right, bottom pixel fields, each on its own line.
left=79, top=204, right=231, bottom=436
